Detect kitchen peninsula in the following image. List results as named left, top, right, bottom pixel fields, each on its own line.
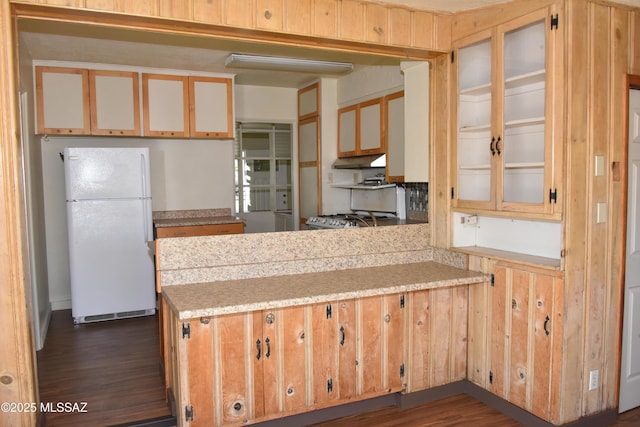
left=156, top=224, right=489, bottom=426
left=153, top=208, right=245, bottom=238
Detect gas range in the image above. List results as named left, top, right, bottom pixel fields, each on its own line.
left=305, top=213, right=394, bottom=229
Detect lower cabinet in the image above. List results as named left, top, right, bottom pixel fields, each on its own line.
left=166, top=287, right=475, bottom=426
left=467, top=257, right=563, bottom=423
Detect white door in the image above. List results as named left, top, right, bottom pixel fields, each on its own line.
left=620, top=88, right=640, bottom=413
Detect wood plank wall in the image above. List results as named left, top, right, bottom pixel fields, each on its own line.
left=0, top=1, right=38, bottom=426
left=562, top=1, right=633, bottom=422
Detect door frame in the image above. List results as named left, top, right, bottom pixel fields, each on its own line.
left=618, top=74, right=640, bottom=411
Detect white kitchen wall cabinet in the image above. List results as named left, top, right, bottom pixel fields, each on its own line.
left=298, top=82, right=319, bottom=120
left=36, top=66, right=91, bottom=135
left=451, top=7, right=562, bottom=218
left=89, top=70, right=140, bottom=136
left=189, top=76, right=233, bottom=138
left=337, top=97, right=384, bottom=158
left=143, top=74, right=233, bottom=138
left=142, top=74, right=190, bottom=137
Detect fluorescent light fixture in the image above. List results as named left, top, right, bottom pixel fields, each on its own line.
left=225, top=53, right=353, bottom=74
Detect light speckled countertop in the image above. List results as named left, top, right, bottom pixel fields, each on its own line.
left=162, top=261, right=489, bottom=319
left=153, top=208, right=244, bottom=228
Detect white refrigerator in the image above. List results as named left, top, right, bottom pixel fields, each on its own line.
left=64, top=147, right=156, bottom=324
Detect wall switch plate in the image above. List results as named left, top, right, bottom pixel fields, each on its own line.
left=596, top=203, right=607, bottom=223
left=595, top=155, right=605, bottom=176
left=589, top=370, right=599, bottom=391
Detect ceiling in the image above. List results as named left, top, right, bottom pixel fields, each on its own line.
left=17, top=0, right=640, bottom=88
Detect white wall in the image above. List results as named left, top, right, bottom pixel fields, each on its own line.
left=235, top=84, right=298, bottom=233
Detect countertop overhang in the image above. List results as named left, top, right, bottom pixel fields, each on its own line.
left=162, top=261, right=489, bottom=319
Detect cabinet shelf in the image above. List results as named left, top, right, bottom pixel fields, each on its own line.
left=504, top=69, right=545, bottom=89
left=504, top=162, right=544, bottom=169
left=504, top=116, right=545, bottom=129
left=460, top=82, right=492, bottom=96
left=460, top=164, right=491, bottom=171
left=460, top=123, right=492, bottom=133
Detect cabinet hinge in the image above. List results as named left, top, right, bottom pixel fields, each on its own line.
left=326, top=304, right=332, bottom=319
left=551, top=14, right=559, bottom=30
left=400, top=363, right=405, bottom=378
left=185, top=405, right=194, bottom=422
left=490, top=274, right=495, bottom=287
left=451, top=51, right=455, bottom=63
left=451, top=187, right=455, bottom=200
left=489, top=370, right=494, bottom=384
left=327, top=378, right=333, bottom=394
left=182, top=322, right=191, bottom=339
left=400, top=295, right=405, bottom=309
left=549, top=188, right=558, bottom=203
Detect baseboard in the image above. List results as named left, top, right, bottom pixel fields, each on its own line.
left=37, top=303, right=52, bottom=351
left=51, top=299, right=71, bottom=311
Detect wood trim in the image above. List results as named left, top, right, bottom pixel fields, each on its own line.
left=89, top=69, right=141, bottom=136
left=155, top=222, right=244, bottom=238
left=0, top=4, right=37, bottom=424
left=11, top=2, right=442, bottom=60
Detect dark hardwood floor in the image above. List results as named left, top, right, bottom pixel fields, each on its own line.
left=37, top=309, right=640, bottom=427
left=37, top=309, right=172, bottom=426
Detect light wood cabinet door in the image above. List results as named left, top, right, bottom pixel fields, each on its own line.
left=358, top=98, right=384, bottom=154
left=89, top=70, right=140, bottom=136
left=298, top=82, right=319, bottom=120
left=337, top=105, right=357, bottom=157
left=358, top=294, right=405, bottom=395
left=340, top=0, right=364, bottom=41
left=385, top=91, right=405, bottom=182
left=452, top=7, right=562, bottom=218
left=142, top=73, right=190, bottom=137
left=36, top=66, right=90, bottom=135
left=188, top=76, right=233, bottom=138
left=467, top=257, right=563, bottom=423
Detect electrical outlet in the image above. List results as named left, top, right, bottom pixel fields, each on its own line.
left=589, top=370, right=599, bottom=391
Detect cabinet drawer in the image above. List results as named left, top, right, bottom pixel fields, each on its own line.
left=156, top=222, right=244, bottom=238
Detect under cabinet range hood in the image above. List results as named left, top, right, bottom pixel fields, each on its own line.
left=331, top=154, right=386, bottom=169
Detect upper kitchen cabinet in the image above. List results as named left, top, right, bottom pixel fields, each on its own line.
left=89, top=70, right=140, bottom=136
left=143, top=74, right=189, bottom=137
left=298, top=82, right=319, bottom=120
left=36, top=66, right=91, bottom=135
left=143, top=74, right=233, bottom=138
left=338, top=98, right=384, bottom=158
left=189, top=76, right=234, bottom=138
left=451, top=7, right=563, bottom=218
left=36, top=66, right=141, bottom=136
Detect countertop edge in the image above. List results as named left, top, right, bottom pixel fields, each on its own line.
left=163, top=263, right=489, bottom=320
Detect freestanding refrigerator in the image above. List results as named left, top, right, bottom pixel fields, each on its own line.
left=64, top=147, right=156, bottom=324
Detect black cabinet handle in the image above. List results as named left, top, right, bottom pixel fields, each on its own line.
left=490, top=137, right=496, bottom=156
left=496, top=136, right=502, bottom=155
left=256, top=339, right=261, bottom=360
left=544, top=315, right=550, bottom=336
left=265, top=337, right=271, bottom=358
left=339, top=325, right=345, bottom=346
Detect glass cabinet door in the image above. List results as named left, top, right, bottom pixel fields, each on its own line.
left=499, top=16, right=547, bottom=208
left=455, top=33, right=494, bottom=208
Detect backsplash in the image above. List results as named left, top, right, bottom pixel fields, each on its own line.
left=405, top=182, right=428, bottom=222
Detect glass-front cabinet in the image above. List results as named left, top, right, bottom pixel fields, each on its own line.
left=451, top=7, right=562, bottom=218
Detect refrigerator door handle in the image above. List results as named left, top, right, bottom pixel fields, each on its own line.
left=140, top=153, right=148, bottom=199
left=142, top=199, right=151, bottom=243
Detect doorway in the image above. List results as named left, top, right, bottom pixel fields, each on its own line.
left=619, top=82, right=640, bottom=413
